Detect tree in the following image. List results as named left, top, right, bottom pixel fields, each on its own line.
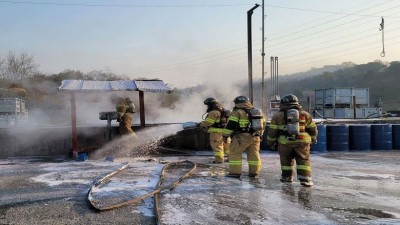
left=84, top=70, right=129, bottom=81
left=0, top=51, right=39, bottom=81
left=386, top=61, right=400, bottom=75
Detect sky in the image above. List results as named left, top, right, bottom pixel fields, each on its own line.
left=0, top=0, right=399, bottom=89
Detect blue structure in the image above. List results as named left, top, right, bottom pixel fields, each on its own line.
left=371, top=124, right=392, bottom=150
left=327, top=125, right=349, bottom=151
left=311, top=124, right=327, bottom=153
left=349, top=125, right=371, bottom=151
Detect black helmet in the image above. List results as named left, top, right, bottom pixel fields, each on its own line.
left=280, top=94, right=299, bottom=105
left=233, top=96, right=250, bottom=104
left=204, top=97, right=218, bottom=106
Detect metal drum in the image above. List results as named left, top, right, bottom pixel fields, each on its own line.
left=349, top=125, right=371, bottom=151
left=261, top=125, right=272, bottom=150
left=392, top=124, right=400, bottom=150
left=327, top=124, right=349, bottom=151
left=371, top=124, right=392, bottom=150
left=311, top=124, right=327, bottom=153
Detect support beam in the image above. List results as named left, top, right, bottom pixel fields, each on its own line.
left=70, top=92, right=78, bottom=158
left=139, top=91, right=145, bottom=128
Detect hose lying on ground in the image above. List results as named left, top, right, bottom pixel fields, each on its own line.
left=87, top=160, right=197, bottom=211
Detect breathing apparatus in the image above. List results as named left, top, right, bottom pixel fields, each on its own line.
left=249, top=108, right=264, bottom=136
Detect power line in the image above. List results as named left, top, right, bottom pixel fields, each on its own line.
left=263, top=2, right=400, bottom=19
left=3, top=0, right=399, bottom=77
left=0, top=0, right=253, bottom=7
left=280, top=34, right=400, bottom=71
left=267, top=3, right=399, bottom=45
left=133, top=1, right=398, bottom=73
left=267, top=10, right=399, bottom=55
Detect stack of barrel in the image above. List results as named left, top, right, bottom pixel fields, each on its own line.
left=310, top=124, right=400, bottom=153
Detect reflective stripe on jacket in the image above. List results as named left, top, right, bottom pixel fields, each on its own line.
left=200, top=110, right=224, bottom=133
left=222, top=109, right=250, bottom=136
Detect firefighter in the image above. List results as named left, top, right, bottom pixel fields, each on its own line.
left=266, top=94, right=318, bottom=187
left=113, top=96, right=136, bottom=135
left=199, top=97, right=230, bottom=163
left=222, top=96, right=265, bottom=178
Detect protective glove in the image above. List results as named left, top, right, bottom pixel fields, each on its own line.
left=311, top=137, right=317, bottom=144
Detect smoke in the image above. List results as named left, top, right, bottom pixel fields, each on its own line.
left=143, top=82, right=245, bottom=124
left=1, top=75, right=250, bottom=159
left=68, top=80, right=246, bottom=126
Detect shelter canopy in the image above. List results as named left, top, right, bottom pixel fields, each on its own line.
left=58, top=79, right=172, bottom=93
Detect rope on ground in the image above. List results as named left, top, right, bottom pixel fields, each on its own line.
left=87, top=160, right=197, bottom=212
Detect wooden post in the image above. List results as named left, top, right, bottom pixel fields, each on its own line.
left=139, top=91, right=145, bottom=128
left=107, top=114, right=112, bottom=141
left=70, top=92, right=78, bottom=158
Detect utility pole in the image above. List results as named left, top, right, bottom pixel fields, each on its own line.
left=247, top=4, right=260, bottom=104
left=261, top=0, right=267, bottom=119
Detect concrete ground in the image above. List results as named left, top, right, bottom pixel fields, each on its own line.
left=0, top=150, right=399, bottom=225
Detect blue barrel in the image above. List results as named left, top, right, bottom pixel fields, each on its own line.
left=349, top=125, right=371, bottom=151
left=311, top=124, right=327, bottom=153
left=261, top=125, right=272, bottom=150
left=327, top=125, right=349, bottom=151
left=393, top=124, right=400, bottom=150
left=371, top=124, right=392, bottom=150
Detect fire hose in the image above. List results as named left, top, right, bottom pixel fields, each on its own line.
left=87, top=160, right=197, bottom=223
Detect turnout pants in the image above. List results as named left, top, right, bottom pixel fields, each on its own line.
left=278, top=143, right=312, bottom=181
left=228, top=133, right=261, bottom=176
left=210, top=132, right=230, bottom=163
left=119, top=113, right=135, bottom=135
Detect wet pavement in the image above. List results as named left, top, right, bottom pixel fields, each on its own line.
left=0, top=151, right=399, bottom=225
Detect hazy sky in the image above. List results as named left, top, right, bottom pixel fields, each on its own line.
left=1, top=0, right=399, bottom=88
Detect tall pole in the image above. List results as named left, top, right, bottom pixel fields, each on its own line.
left=261, top=0, right=268, bottom=114
left=270, top=57, right=274, bottom=95
left=247, top=4, right=260, bottom=104
left=275, top=57, right=279, bottom=95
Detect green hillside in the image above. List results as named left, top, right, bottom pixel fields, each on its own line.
left=259, top=61, right=400, bottom=111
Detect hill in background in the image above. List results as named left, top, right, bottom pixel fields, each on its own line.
left=254, top=60, right=400, bottom=111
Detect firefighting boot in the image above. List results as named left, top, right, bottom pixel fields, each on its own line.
left=300, top=180, right=313, bottom=187
left=225, top=173, right=242, bottom=180
left=280, top=176, right=293, bottom=183
left=248, top=174, right=259, bottom=178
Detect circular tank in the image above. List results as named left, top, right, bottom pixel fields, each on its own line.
left=392, top=124, right=400, bottom=150
left=349, top=125, right=371, bottom=151
left=261, top=125, right=272, bottom=150
left=371, top=124, right=392, bottom=150
left=327, top=124, right=349, bottom=151
left=311, top=124, right=327, bottom=153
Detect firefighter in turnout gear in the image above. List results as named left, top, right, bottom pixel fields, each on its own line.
left=114, top=96, right=136, bottom=135
left=266, top=94, right=318, bottom=187
left=199, top=97, right=230, bottom=163
left=222, top=96, right=266, bottom=178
